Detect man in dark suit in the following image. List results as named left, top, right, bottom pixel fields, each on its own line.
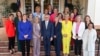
left=41, top=14, right=54, bottom=56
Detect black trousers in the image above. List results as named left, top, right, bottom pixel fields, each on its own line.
left=74, top=39, right=82, bottom=55
left=8, top=37, right=15, bottom=50
left=19, top=40, right=30, bottom=56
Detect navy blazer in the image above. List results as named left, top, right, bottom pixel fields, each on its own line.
left=41, top=21, right=54, bottom=38
left=54, top=22, right=62, bottom=39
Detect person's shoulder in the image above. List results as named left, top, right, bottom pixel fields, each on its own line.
left=49, top=21, right=53, bottom=25
left=33, top=12, right=36, bottom=14
left=58, top=22, right=62, bottom=26
left=50, top=13, right=54, bottom=16
left=27, top=20, right=31, bottom=22
left=68, top=20, right=72, bottom=22
left=49, top=21, right=52, bottom=23
left=73, top=22, right=76, bottom=25
left=14, top=17, right=18, bottom=19
left=81, top=22, right=85, bottom=24
left=68, top=20, right=72, bottom=23
left=61, top=20, right=65, bottom=23
left=18, top=21, right=22, bottom=24
left=85, top=29, right=88, bottom=31
left=84, top=29, right=88, bottom=33
left=58, top=22, right=61, bottom=24
left=41, top=21, right=45, bottom=24
left=5, top=19, right=9, bottom=22
left=27, top=20, right=32, bottom=24
left=92, top=29, right=96, bottom=32
left=42, top=21, right=45, bottom=23
left=5, top=19, right=9, bottom=24
left=32, top=12, right=36, bottom=16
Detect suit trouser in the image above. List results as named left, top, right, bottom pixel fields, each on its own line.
left=54, top=38, right=61, bottom=56
left=33, top=38, right=40, bottom=56
left=19, top=40, right=30, bottom=56
left=62, top=37, right=71, bottom=54
left=74, top=39, right=82, bottom=55
left=8, top=37, right=15, bottom=50
left=43, top=37, right=51, bottom=56
left=83, top=50, right=95, bottom=56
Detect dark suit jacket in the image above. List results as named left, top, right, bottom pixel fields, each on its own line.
left=41, top=21, right=54, bottom=38
left=54, top=22, right=62, bottom=39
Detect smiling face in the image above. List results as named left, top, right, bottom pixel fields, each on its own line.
left=85, top=16, right=91, bottom=23
left=9, top=14, right=14, bottom=21
left=35, top=6, right=41, bottom=13
left=48, top=5, right=52, bottom=11
left=74, top=8, right=78, bottom=14
left=34, top=16, right=39, bottom=23
left=44, top=9, right=48, bottom=14
left=70, top=13, right=74, bottom=19
left=53, top=8, right=58, bottom=14
left=88, top=23, right=94, bottom=30
left=23, top=14, right=27, bottom=21
left=55, top=17, right=59, bottom=23
left=44, top=14, right=50, bottom=21
left=64, top=7, right=69, bottom=14
left=76, top=15, right=81, bottom=22
left=64, top=14, right=70, bottom=21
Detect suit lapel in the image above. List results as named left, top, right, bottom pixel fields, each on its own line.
left=44, top=21, right=46, bottom=30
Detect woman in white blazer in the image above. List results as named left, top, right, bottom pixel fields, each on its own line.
left=72, top=15, right=85, bottom=56
left=82, top=22, right=97, bottom=56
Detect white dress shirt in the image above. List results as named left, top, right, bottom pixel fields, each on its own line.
left=45, top=21, right=49, bottom=29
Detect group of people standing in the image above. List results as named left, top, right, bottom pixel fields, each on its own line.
left=5, top=4, right=97, bottom=56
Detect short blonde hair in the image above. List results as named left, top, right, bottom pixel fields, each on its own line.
left=34, top=16, right=40, bottom=23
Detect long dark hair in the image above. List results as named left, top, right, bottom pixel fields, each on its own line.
left=84, top=15, right=92, bottom=29
left=16, top=10, right=22, bottom=18
left=84, top=15, right=92, bottom=23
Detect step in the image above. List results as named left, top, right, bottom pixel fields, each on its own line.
left=0, top=41, right=17, bottom=47
left=0, top=41, right=44, bottom=47
left=0, top=45, right=100, bottom=53
left=0, top=51, right=100, bottom=56
left=0, top=51, right=63, bottom=56
left=0, top=46, right=55, bottom=53
left=0, top=51, right=78, bottom=56
left=0, top=46, right=18, bottom=53
left=0, top=52, right=33, bottom=56
left=0, top=50, right=100, bottom=56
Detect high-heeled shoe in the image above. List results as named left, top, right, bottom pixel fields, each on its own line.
left=12, top=49, right=16, bottom=53
left=9, top=50, right=13, bottom=54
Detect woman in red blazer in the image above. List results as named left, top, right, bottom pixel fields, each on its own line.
left=5, top=14, right=16, bottom=54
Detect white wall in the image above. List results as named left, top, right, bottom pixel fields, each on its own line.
left=87, top=0, right=96, bottom=23
left=94, top=0, right=100, bottom=25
